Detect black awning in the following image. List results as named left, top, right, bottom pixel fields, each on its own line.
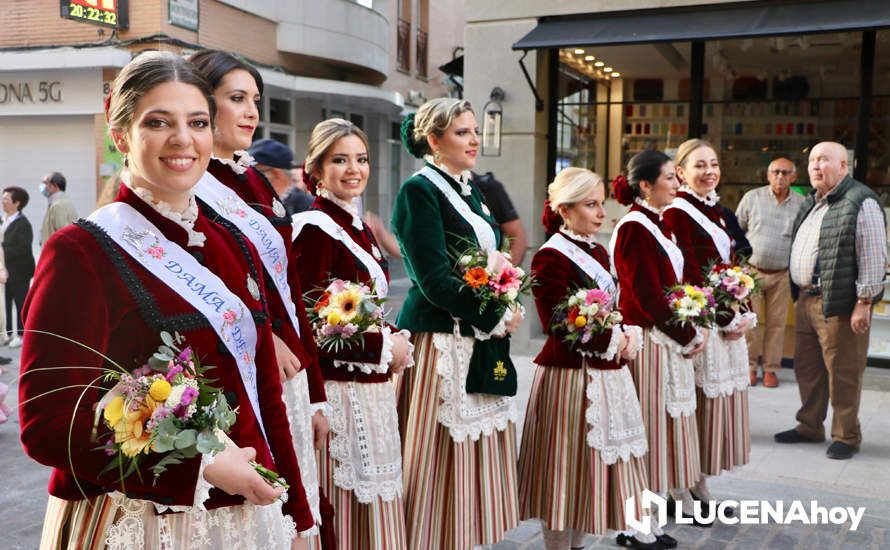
left=438, top=55, right=464, bottom=77
left=513, top=0, right=890, bottom=50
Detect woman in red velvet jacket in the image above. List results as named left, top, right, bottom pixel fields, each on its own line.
left=20, top=52, right=312, bottom=549
left=609, top=150, right=710, bottom=524
left=521, top=167, right=669, bottom=550
left=292, top=119, right=413, bottom=550
left=664, top=139, right=755, bottom=510
left=189, top=50, right=329, bottom=539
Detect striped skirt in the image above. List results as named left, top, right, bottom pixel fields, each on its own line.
left=39, top=492, right=297, bottom=549
left=632, top=329, right=701, bottom=493
left=318, top=436, right=407, bottom=550
left=399, top=332, right=519, bottom=550
left=518, top=365, right=649, bottom=533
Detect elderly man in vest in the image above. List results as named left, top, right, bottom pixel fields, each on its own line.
left=775, top=142, right=887, bottom=460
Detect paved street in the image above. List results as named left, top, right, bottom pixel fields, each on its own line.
left=3, top=310, right=890, bottom=548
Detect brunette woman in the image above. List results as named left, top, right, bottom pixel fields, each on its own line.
left=609, top=150, right=708, bottom=521
left=521, top=167, right=672, bottom=550
left=189, top=50, right=328, bottom=538
left=394, top=98, right=523, bottom=549
left=664, top=139, right=754, bottom=511
left=293, top=118, right=413, bottom=550
left=20, top=51, right=312, bottom=549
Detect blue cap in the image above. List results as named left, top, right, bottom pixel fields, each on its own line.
left=248, top=139, right=295, bottom=169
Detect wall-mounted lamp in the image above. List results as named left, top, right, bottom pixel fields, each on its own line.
left=482, top=86, right=505, bottom=157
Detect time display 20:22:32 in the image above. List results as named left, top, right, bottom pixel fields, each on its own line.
left=66, top=3, right=117, bottom=26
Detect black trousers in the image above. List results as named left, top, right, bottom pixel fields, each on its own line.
left=5, top=279, right=29, bottom=337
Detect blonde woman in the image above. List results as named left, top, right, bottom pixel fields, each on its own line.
left=393, top=98, right=522, bottom=549
left=521, top=167, right=670, bottom=550
left=663, top=139, right=754, bottom=516
left=292, top=118, right=413, bottom=550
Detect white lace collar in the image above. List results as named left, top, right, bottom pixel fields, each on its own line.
left=679, top=184, right=719, bottom=207
left=318, top=188, right=363, bottom=230
left=213, top=150, right=255, bottom=175
left=561, top=226, right=599, bottom=246
left=634, top=196, right=665, bottom=220
left=424, top=157, right=473, bottom=196
left=126, top=182, right=206, bottom=247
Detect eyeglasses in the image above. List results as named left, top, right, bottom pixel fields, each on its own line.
left=769, top=169, right=794, bottom=176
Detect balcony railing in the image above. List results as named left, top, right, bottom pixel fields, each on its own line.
left=397, top=18, right=411, bottom=73
left=416, top=28, right=428, bottom=78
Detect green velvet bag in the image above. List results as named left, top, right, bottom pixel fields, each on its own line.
left=465, top=337, right=517, bottom=396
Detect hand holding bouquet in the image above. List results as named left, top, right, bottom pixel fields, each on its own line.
left=665, top=284, right=716, bottom=328
left=457, top=245, right=532, bottom=315
left=94, top=331, right=288, bottom=492
left=706, top=262, right=760, bottom=312
left=552, top=286, right=623, bottom=351
left=306, top=279, right=385, bottom=353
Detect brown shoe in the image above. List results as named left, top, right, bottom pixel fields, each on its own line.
left=749, top=370, right=758, bottom=386
left=763, top=372, right=779, bottom=388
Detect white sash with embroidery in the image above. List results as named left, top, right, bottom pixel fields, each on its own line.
left=541, top=233, right=615, bottom=293
left=88, top=202, right=268, bottom=443
left=665, top=197, right=731, bottom=263
left=195, top=172, right=300, bottom=336
left=417, top=165, right=497, bottom=252
left=292, top=210, right=389, bottom=298
left=609, top=211, right=684, bottom=282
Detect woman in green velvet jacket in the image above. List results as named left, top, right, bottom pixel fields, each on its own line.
left=393, top=98, right=523, bottom=550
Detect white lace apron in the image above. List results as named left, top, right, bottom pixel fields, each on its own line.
left=584, top=361, right=648, bottom=464
left=648, top=329, right=698, bottom=418
left=417, top=166, right=516, bottom=442
left=325, top=379, right=403, bottom=502
left=102, top=492, right=296, bottom=550
left=282, top=370, right=321, bottom=523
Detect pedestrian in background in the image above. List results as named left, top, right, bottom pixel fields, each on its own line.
left=249, top=138, right=316, bottom=215
left=39, top=171, right=79, bottom=246
left=736, top=157, right=805, bottom=388
left=1, top=186, right=35, bottom=348
left=472, top=171, right=529, bottom=265
left=776, top=141, right=886, bottom=460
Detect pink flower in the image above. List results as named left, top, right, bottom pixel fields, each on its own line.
left=242, top=351, right=251, bottom=364
left=585, top=289, right=611, bottom=309
left=488, top=266, right=522, bottom=294
left=274, top=262, right=284, bottom=274
left=165, top=364, right=183, bottom=382
left=147, top=245, right=165, bottom=259
left=180, top=387, right=199, bottom=407
left=223, top=310, right=237, bottom=325
left=235, top=209, right=247, bottom=218
left=485, top=250, right=511, bottom=277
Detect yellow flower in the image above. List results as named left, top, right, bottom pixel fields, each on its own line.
left=103, top=396, right=125, bottom=427
left=327, top=311, right=342, bottom=326
left=329, top=287, right=363, bottom=322
left=740, top=274, right=754, bottom=289
left=149, top=379, right=172, bottom=402
left=574, top=315, right=587, bottom=328
left=114, top=397, right=159, bottom=458
left=733, top=266, right=742, bottom=273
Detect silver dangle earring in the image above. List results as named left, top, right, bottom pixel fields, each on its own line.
left=434, top=150, right=441, bottom=164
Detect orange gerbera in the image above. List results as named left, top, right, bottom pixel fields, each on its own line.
left=464, top=267, right=490, bottom=288
left=315, top=292, right=330, bottom=312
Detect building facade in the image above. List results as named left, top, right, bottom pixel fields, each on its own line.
left=463, top=0, right=890, bottom=352
left=0, top=0, right=464, bottom=245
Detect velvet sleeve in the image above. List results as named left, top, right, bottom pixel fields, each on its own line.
left=392, top=179, right=503, bottom=332
left=531, top=249, right=616, bottom=355
left=18, top=230, right=202, bottom=499
left=614, top=223, right=695, bottom=346
left=293, top=224, right=385, bottom=365
left=286, top=266, right=326, bottom=404
left=251, top=269, right=314, bottom=530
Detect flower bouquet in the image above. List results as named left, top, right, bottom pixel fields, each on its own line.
left=552, top=286, right=623, bottom=351
left=705, top=262, right=760, bottom=312
left=305, top=279, right=385, bottom=353
left=94, top=331, right=288, bottom=491
left=457, top=245, right=532, bottom=314
left=665, top=284, right=716, bottom=328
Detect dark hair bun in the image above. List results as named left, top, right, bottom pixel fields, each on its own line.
left=400, top=114, right=426, bottom=159
left=301, top=161, right=318, bottom=195
left=611, top=174, right=635, bottom=206
left=541, top=200, right=563, bottom=235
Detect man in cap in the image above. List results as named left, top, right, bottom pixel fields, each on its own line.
left=249, top=139, right=314, bottom=215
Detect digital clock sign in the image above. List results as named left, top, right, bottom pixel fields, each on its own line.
left=60, top=0, right=128, bottom=29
